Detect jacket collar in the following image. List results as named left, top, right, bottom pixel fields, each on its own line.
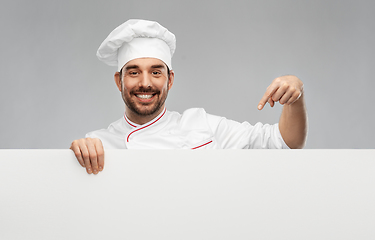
left=124, top=107, right=167, bottom=128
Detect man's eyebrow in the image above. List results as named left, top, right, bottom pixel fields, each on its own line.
left=124, top=64, right=166, bottom=71
left=124, top=65, right=139, bottom=71
left=151, top=64, right=166, bottom=69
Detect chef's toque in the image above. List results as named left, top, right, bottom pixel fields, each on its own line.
left=96, top=19, right=176, bottom=71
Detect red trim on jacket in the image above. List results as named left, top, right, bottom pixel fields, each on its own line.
left=192, top=140, right=213, bottom=149
left=124, top=113, right=137, bottom=128
left=126, top=108, right=167, bottom=142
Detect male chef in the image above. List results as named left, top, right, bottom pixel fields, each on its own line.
left=70, top=19, right=308, bottom=174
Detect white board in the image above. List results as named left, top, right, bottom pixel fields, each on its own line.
left=1, top=149, right=374, bottom=239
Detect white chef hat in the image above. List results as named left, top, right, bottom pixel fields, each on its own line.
left=96, top=19, right=176, bottom=71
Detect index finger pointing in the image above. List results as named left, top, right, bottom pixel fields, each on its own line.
left=258, top=86, right=278, bottom=110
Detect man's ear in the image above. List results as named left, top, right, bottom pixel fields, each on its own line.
left=168, top=70, right=175, bottom=90
left=114, top=72, right=122, bottom=92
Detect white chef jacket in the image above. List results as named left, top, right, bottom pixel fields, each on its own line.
left=86, top=108, right=290, bottom=149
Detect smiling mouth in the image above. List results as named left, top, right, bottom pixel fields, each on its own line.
left=136, top=94, right=155, bottom=99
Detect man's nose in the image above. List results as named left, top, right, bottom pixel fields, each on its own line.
left=139, top=73, right=152, bottom=88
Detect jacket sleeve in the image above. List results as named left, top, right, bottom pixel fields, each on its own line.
left=206, top=113, right=290, bottom=149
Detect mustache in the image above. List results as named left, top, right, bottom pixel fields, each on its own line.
left=130, top=87, right=160, bottom=94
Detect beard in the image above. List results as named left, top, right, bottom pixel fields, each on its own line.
left=122, top=86, right=169, bottom=117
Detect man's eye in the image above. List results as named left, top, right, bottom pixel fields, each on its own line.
left=152, top=71, right=161, bottom=75
left=129, top=72, right=138, bottom=75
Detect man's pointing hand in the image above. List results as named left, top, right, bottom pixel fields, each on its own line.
left=258, top=75, right=304, bottom=110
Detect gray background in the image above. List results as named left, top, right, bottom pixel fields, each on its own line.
left=1, top=0, right=374, bottom=149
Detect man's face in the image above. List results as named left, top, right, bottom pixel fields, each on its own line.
left=115, top=58, right=174, bottom=122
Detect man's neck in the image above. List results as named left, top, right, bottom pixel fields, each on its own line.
left=125, top=107, right=165, bottom=125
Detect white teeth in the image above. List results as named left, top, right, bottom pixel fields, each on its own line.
left=136, top=94, right=153, bottom=99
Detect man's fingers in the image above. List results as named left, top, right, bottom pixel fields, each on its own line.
left=70, top=138, right=105, bottom=175
left=77, top=140, right=93, bottom=174
left=279, top=89, right=293, bottom=105
left=286, top=91, right=302, bottom=105
left=85, top=138, right=99, bottom=174
left=70, top=142, right=85, bottom=167
left=271, top=83, right=289, bottom=103
left=268, top=97, right=275, bottom=107
left=259, top=75, right=303, bottom=109
left=258, top=86, right=278, bottom=110
left=94, top=139, right=105, bottom=172
left=258, top=94, right=268, bottom=110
